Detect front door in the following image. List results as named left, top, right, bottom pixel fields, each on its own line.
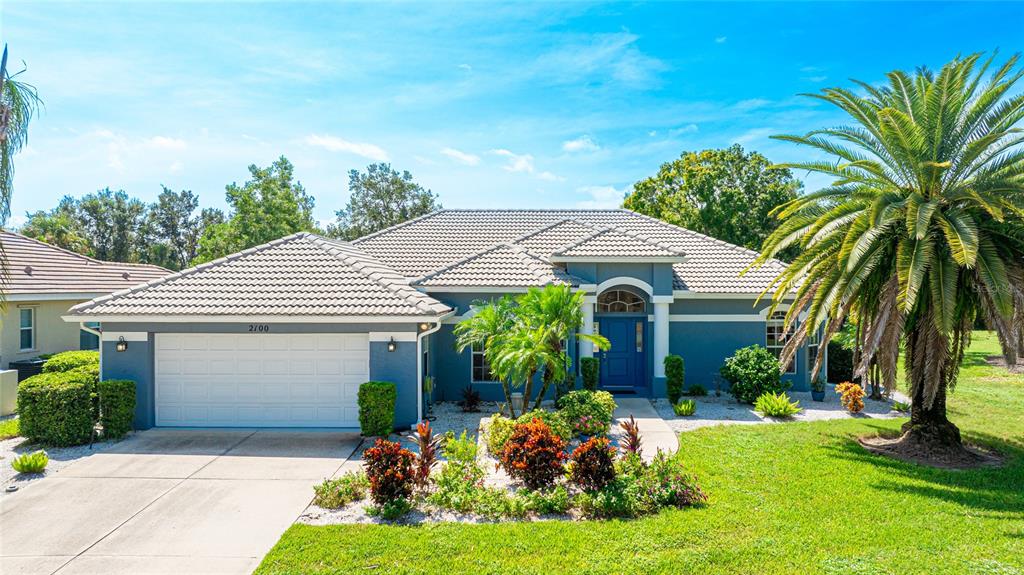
left=597, top=317, right=645, bottom=392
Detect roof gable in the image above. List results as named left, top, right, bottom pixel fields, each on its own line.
left=549, top=227, right=687, bottom=261
left=412, top=243, right=581, bottom=288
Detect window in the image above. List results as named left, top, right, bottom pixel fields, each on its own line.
left=635, top=320, right=644, bottom=352
left=19, top=308, right=35, bottom=351
left=806, top=328, right=820, bottom=374
left=766, top=311, right=796, bottom=374
left=471, top=342, right=494, bottom=382
left=597, top=289, right=645, bottom=313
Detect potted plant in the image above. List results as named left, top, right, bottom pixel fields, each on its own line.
left=810, top=378, right=826, bottom=402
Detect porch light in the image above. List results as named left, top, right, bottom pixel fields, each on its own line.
left=419, top=322, right=430, bottom=332
left=115, top=336, right=128, bottom=352
left=387, top=337, right=397, bottom=352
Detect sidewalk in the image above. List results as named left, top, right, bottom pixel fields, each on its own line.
left=611, top=397, right=679, bottom=461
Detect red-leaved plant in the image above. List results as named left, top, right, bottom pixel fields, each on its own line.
left=569, top=437, right=617, bottom=492
left=499, top=418, right=567, bottom=490
left=618, top=415, right=642, bottom=459
left=363, top=438, right=416, bottom=505
left=406, top=420, right=440, bottom=488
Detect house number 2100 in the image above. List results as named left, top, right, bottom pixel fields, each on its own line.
left=248, top=324, right=270, bottom=332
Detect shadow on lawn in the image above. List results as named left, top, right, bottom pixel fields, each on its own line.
left=823, top=423, right=1024, bottom=517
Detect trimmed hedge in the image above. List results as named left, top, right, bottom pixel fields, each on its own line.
left=580, top=357, right=599, bottom=391
left=664, top=354, right=685, bottom=404
left=99, top=379, right=136, bottom=439
left=358, top=381, right=397, bottom=436
left=42, top=350, right=99, bottom=373
left=18, top=371, right=95, bottom=446
left=720, top=345, right=790, bottom=404
left=70, top=363, right=101, bottom=420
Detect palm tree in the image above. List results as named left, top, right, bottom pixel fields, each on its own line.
left=1, top=45, right=41, bottom=226
left=754, top=53, right=1024, bottom=458
left=453, top=297, right=520, bottom=415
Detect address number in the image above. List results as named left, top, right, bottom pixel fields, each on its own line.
left=248, top=324, right=270, bottom=332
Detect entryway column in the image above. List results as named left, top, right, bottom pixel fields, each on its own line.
left=580, top=295, right=596, bottom=357
left=653, top=300, right=670, bottom=377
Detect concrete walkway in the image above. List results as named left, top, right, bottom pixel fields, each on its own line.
left=612, top=397, right=678, bottom=461
left=0, top=429, right=360, bottom=575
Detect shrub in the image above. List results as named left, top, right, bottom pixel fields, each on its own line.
left=406, top=420, right=441, bottom=488
left=472, top=487, right=529, bottom=520
left=720, top=345, right=790, bottom=404
left=17, top=372, right=94, bottom=446
left=664, top=355, right=685, bottom=404
left=673, top=399, right=697, bottom=416
left=836, top=382, right=865, bottom=413
left=516, top=409, right=571, bottom=442
left=41, top=350, right=99, bottom=373
left=557, top=390, right=616, bottom=436
left=11, top=450, right=48, bottom=473
left=367, top=497, right=413, bottom=520
left=754, top=391, right=802, bottom=417
left=575, top=474, right=648, bottom=519
left=70, top=363, right=101, bottom=419
left=485, top=414, right=516, bottom=456
left=618, top=415, right=642, bottom=458
left=520, top=486, right=571, bottom=515
left=892, top=400, right=911, bottom=413
left=313, top=471, right=369, bottom=509
left=638, top=451, right=707, bottom=509
left=460, top=385, right=481, bottom=412
left=362, top=438, right=416, bottom=506
left=0, top=417, right=20, bottom=440
left=98, top=379, right=135, bottom=439
left=428, top=431, right=485, bottom=513
left=499, top=419, right=567, bottom=490
left=580, top=357, right=599, bottom=391
left=569, top=437, right=617, bottom=492
left=357, top=381, right=396, bottom=436
left=685, top=384, right=708, bottom=397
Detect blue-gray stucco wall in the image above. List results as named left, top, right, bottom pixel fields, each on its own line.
left=566, top=262, right=674, bottom=295
left=101, top=337, right=155, bottom=429
left=369, top=340, right=419, bottom=429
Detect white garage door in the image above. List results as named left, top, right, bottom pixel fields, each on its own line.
left=154, top=333, right=369, bottom=427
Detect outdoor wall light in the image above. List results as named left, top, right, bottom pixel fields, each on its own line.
left=387, top=337, right=397, bottom=352
left=419, top=322, right=430, bottom=332
left=115, top=336, right=128, bottom=352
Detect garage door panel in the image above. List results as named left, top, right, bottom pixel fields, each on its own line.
left=289, top=359, right=314, bottom=376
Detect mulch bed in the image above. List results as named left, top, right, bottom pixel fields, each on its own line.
left=985, top=355, right=1024, bottom=374
left=858, top=434, right=1004, bottom=470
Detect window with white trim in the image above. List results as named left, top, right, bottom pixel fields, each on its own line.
left=19, top=308, right=35, bottom=351
left=597, top=289, right=645, bottom=313
left=766, top=311, right=796, bottom=374
left=806, top=328, right=821, bottom=374
left=471, top=342, right=495, bottom=382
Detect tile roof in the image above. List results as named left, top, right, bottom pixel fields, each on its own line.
left=354, top=210, right=787, bottom=294
left=412, top=243, right=583, bottom=288
left=68, top=233, right=452, bottom=318
left=550, top=227, right=686, bottom=259
left=1, top=231, right=170, bottom=296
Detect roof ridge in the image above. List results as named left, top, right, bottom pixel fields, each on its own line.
left=69, top=232, right=310, bottom=314
left=410, top=241, right=522, bottom=285
left=508, top=217, right=600, bottom=246
left=350, top=210, right=445, bottom=245
left=550, top=224, right=685, bottom=257
left=618, top=208, right=775, bottom=261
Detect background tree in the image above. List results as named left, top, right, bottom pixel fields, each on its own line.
left=755, top=53, right=1024, bottom=461
left=142, top=187, right=223, bottom=270
left=0, top=45, right=41, bottom=227
left=623, top=145, right=801, bottom=253
left=77, top=188, right=147, bottom=262
left=21, top=197, right=89, bottom=254
left=329, top=163, right=440, bottom=240
left=196, top=156, right=316, bottom=263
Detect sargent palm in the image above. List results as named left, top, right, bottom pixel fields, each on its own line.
left=0, top=46, right=41, bottom=225
left=755, top=53, right=1024, bottom=457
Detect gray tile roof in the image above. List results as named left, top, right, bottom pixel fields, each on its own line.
left=354, top=210, right=787, bottom=294
left=412, top=243, right=583, bottom=288
left=68, top=233, right=452, bottom=318
left=551, top=227, right=686, bottom=259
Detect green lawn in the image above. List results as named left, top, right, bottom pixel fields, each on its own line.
left=256, top=332, right=1024, bottom=575
left=0, top=417, right=18, bottom=440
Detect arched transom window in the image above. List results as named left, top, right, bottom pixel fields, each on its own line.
left=597, top=289, right=645, bottom=313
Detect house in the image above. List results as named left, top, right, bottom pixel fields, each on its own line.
left=63, top=209, right=823, bottom=430
left=1, top=231, right=169, bottom=369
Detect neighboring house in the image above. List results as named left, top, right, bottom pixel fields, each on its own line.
left=1, top=231, right=169, bottom=369
left=64, top=209, right=824, bottom=430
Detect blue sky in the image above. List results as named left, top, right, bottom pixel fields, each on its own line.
left=3, top=1, right=1023, bottom=226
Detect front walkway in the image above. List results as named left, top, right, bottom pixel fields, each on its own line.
left=611, top=397, right=679, bottom=461
left=0, top=429, right=360, bottom=575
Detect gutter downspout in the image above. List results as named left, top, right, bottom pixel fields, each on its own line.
left=80, top=322, right=103, bottom=381
left=417, top=311, right=454, bottom=423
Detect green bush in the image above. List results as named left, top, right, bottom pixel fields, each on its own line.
left=17, top=372, right=94, bottom=446
left=673, top=399, right=697, bottom=416
left=429, top=431, right=485, bottom=513
left=70, top=363, right=101, bottom=419
left=42, top=350, right=99, bottom=373
left=685, top=384, right=708, bottom=396
left=485, top=414, right=516, bottom=456
left=892, top=400, right=911, bottom=413
left=11, top=450, right=48, bottom=473
left=754, top=391, right=802, bottom=418
left=516, top=409, right=572, bottom=442
left=664, top=355, right=685, bottom=404
left=357, top=381, right=397, bottom=436
left=720, top=345, right=789, bottom=404
left=580, top=357, right=599, bottom=391
left=637, top=451, right=707, bottom=509
left=313, top=471, right=369, bottom=509
left=98, top=379, right=136, bottom=439
left=575, top=474, right=648, bottom=519
left=520, top=486, right=571, bottom=515
left=556, top=390, right=616, bottom=436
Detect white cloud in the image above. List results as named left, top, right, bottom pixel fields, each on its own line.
left=148, top=136, right=187, bottom=150
left=458, top=63, right=472, bottom=71
left=669, top=124, right=699, bottom=136
left=169, top=160, right=184, bottom=173
left=562, top=135, right=600, bottom=153
left=305, top=134, right=389, bottom=161
left=440, top=147, right=480, bottom=166
left=492, top=149, right=536, bottom=173
left=805, top=75, right=828, bottom=83
left=734, top=127, right=775, bottom=145
left=7, top=214, right=27, bottom=229
left=576, top=185, right=627, bottom=209
left=715, top=36, right=727, bottom=44
left=538, top=171, right=565, bottom=182
left=734, top=98, right=771, bottom=112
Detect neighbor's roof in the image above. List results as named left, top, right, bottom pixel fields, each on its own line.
left=412, top=243, right=584, bottom=288
left=68, top=233, right=452, bottom=318
left=353, top=210, right=786, bottom=293
left=0, top=231, right=170, bottom=296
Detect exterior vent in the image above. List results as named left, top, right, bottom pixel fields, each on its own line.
left=23, top=266, right=32, bottom=275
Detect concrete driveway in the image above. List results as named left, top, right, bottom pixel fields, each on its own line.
left=0, top=429, right=361, bottom=575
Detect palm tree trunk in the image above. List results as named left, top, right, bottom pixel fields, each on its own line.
left=521, top=370, right=535, bottom=414
left=533, top=369, right=553, bottom=411
left=900, top=318, right=962, bottom=450
left=502, top=379, right=517, bottom=418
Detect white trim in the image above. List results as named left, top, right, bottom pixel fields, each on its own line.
left=669, top=314, right=763, bottom=322
left=6, top=292, right=106, bottom=302
left=368, top=332, right=417, bottom=342
left=417, top=286, right=531, bottom=293
left=63, top=314, right=449, bottom=324
left=596, top=277, right=654, bottom=297
left=101, top=331, right=148, bottom=342
left=766, top=310, right=797, bottom=375
left=550, top=256, right=687, bottom=264
left=582, top=295, right=597, bottom=304
left=417, top=311, right=452, bottom=422
left=653, top=302, right=669, bottom=378
left=18, top=307, right=35, bottom=352
left=651, top=295, right=674, bottom=304
left=673, top=291, right=792, bottom=300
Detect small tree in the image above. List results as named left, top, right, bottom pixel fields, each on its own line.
left=664, top=354, right=685, bottom=404
left=720, top=345, right=789, bottom=404
left=580, top=357, right=599, bottom=391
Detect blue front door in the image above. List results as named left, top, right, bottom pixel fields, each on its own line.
left=597, top=317, right=646, bottom=392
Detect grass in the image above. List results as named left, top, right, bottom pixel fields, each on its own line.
left=0, top=417, right=19, bottom=440
left=256, top=332, right=1024, bottom=575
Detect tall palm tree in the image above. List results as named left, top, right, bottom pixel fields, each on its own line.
left=754, top=53, right=1024, bottom=457
left=453, top=297, right=520, bottom=415
left=1, top=45, right=41, bottom=226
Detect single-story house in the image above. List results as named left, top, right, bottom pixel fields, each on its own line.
left=1, top=230, right=169, bottom=369
left=63, top=209, right=824, bottom=430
